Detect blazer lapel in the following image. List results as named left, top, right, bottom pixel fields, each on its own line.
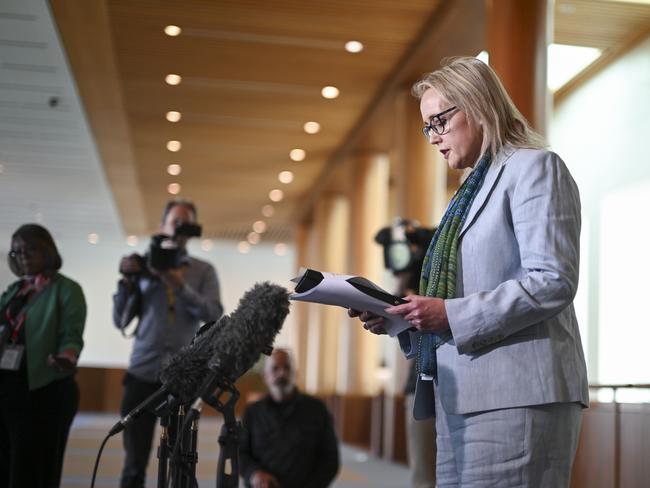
left=459, top=146, right=515, bottom=238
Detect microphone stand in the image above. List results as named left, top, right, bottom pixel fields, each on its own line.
left=155, top=399, right=200, bottom=488
left=199, top=373, right=241, bottom=488
left=156, top=414, right=171, bottom=488
left=170, top=405, right=200, bottom=488
left=173, top=405, right=186, bottom=488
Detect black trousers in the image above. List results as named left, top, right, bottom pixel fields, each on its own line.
left=0, top=369, right=79, bottom=488
left=119, top=373, right=163, bottom=488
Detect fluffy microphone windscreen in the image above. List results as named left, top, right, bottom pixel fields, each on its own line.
left=159, top=316, right=229, bottom=402
left=209, top=282, right=290, bottom=381
left=160, top=282, right=290, bottom=402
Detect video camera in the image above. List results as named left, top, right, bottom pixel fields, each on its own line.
left=124, top=222, right=203, bottom=275
left=147, top=222, right=202, bottom=271
left=374, top=218, right=436, bottom=274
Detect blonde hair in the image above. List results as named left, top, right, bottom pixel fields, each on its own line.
left=412, top=57, right=546, bottom=157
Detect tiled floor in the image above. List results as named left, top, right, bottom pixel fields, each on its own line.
left=62, top=413, right=411, bottom=488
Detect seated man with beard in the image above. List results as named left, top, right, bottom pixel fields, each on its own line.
left=240, top=349, right=340, bottom=488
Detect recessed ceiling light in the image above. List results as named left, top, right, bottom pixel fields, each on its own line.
left=88, top=233, right=99, bottom=245
left=164, top=25, right=181, bottom=37
left=321, top=86, right=339, bottom=99
left=345, top=40, right=364, bottom=53
left=126, top=235, right=138, bottom=246
left=278, top=170, right=294, bottom=184
left=167, top=163, right=182, bottom=176
left=303, top=121, right=320, bottom=134
left=166, top=111, right=182, bottom=122
left=168, top=182, right=181, bottom=194
left=165, top=74, right=182, bottom=85
left=238, top=241, right=251, bottom=254
left=289, top=148, right=306, bottom=161
left=167, top=140, right=181, bottom=152
left=274, top=243, right=287, bottom=256
left=247, top=232, right=261, bottom=245
left=269, top=189, right=284, bottom=202
left=253, top=220, right=267, bottom=233
left=262, top=205, right=275, bottom=217
left=201, top=239, right=214, bottom=251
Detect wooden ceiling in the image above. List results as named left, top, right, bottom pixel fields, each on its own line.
left=49, top=0, right=650, bottom=242
left=555, top=0, right=650, bottom=48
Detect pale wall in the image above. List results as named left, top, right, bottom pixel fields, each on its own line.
left=550, top=36, right=650, bottom=393
left=0, top=236, right=296, bottom=369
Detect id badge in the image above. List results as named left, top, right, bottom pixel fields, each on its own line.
left=0, top=344, right=25, bottom=371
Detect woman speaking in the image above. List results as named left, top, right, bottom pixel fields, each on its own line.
left=351, top=57, right=588, bottom=487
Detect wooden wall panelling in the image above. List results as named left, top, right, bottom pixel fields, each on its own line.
left=370, top=393, right=384, bottom=457
left=619, top=403, right=650, bottom=488
left=336, top=394, right=373, bottom=449
left=76, top=366, right=267, bottom=418
left=571, top=402, right=616, bottom=488
left=382, top=394, right=407, bottom=464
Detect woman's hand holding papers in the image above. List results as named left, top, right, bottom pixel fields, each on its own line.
left=347, top=308, right=388, bottom=335
left=351, top=295, right=449, bottom=335
left=384, top=295, right=449, bottom=333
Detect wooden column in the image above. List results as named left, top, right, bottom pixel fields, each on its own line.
left=393, top=88, right=442, bottom=227
left=343, top=151, right=390, bottom=395
left=486, top=0, right=550, bottom=134
left=383, top=87, right=450, bottom=461
left=292, top=222, right=310, bottom=390
left=387, top=88, right=449, bottom=393
left=302, top=195, right=350, bottom=394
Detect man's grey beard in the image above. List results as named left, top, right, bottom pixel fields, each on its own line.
left=272, top=378, right=294, bottom=397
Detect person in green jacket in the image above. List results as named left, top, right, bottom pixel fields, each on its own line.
left=0, top=224, right=86, bottom=488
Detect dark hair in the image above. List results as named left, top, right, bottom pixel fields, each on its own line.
left=161, top=198, right=197, bottom=224
left=8, top=224, right=62, bottom=277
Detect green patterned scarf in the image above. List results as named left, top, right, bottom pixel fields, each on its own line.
left=417, top=152, right=491, bottom=377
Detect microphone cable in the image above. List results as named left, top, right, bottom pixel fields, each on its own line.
left=90, top=431, right=111, bottom=488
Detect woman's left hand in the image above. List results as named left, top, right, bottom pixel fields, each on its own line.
left=48, top=349, right=78, bottom=373
left=385, top=295, right=450, bottom=333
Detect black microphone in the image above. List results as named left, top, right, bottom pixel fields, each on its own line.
left=110, top=282, right=290, bottom=437
left=183, top=282, right=291, bottom=437
left=108, top=388, right=169, bottom=437
left=207, top=282, right=290, bottom=383
left=108, top=318, right=226, bottom=436
left=186, top=282, right=290, bottom=417
left=159, top=317, right=232, bottom=403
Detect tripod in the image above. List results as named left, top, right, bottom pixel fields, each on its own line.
left=156, top=404, right=200, bottom=488
left=201, top=374, right=242, bottom=488
left=155, top=373, right=242, bottom=488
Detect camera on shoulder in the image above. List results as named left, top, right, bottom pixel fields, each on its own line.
left=121, top=222, right=202, bottom=277
left=374, top=218, right=435, bottom=273
left=148, top=222, right=202, bottom=271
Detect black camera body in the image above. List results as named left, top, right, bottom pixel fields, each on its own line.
left=374, top=219, right=436, bottom=274
left=147, top=222, right=202, bottom=271
left=121, top=223, right=203, bottom=276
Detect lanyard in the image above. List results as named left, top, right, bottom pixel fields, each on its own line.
left=4, top=277, right=49, bottom=343
left=5, top=292, right=32, bottom=343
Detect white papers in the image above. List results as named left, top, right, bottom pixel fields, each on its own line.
left=289, top=269, right=412, bottom=337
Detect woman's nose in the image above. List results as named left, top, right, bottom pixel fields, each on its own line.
left=428, top=132, right=442, bottom=145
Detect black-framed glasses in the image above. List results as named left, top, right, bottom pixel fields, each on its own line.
left=422, top=106, right=458, bottom=139
left=9, top=247, right=39, bottom=259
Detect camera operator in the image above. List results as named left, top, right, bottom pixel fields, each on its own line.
left=112, top=198, right=223, bottom=488
left=375, top=219, right=436, bottom=488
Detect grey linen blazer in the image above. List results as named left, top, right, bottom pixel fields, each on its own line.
left=400, top=146, right=590, bottom=419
